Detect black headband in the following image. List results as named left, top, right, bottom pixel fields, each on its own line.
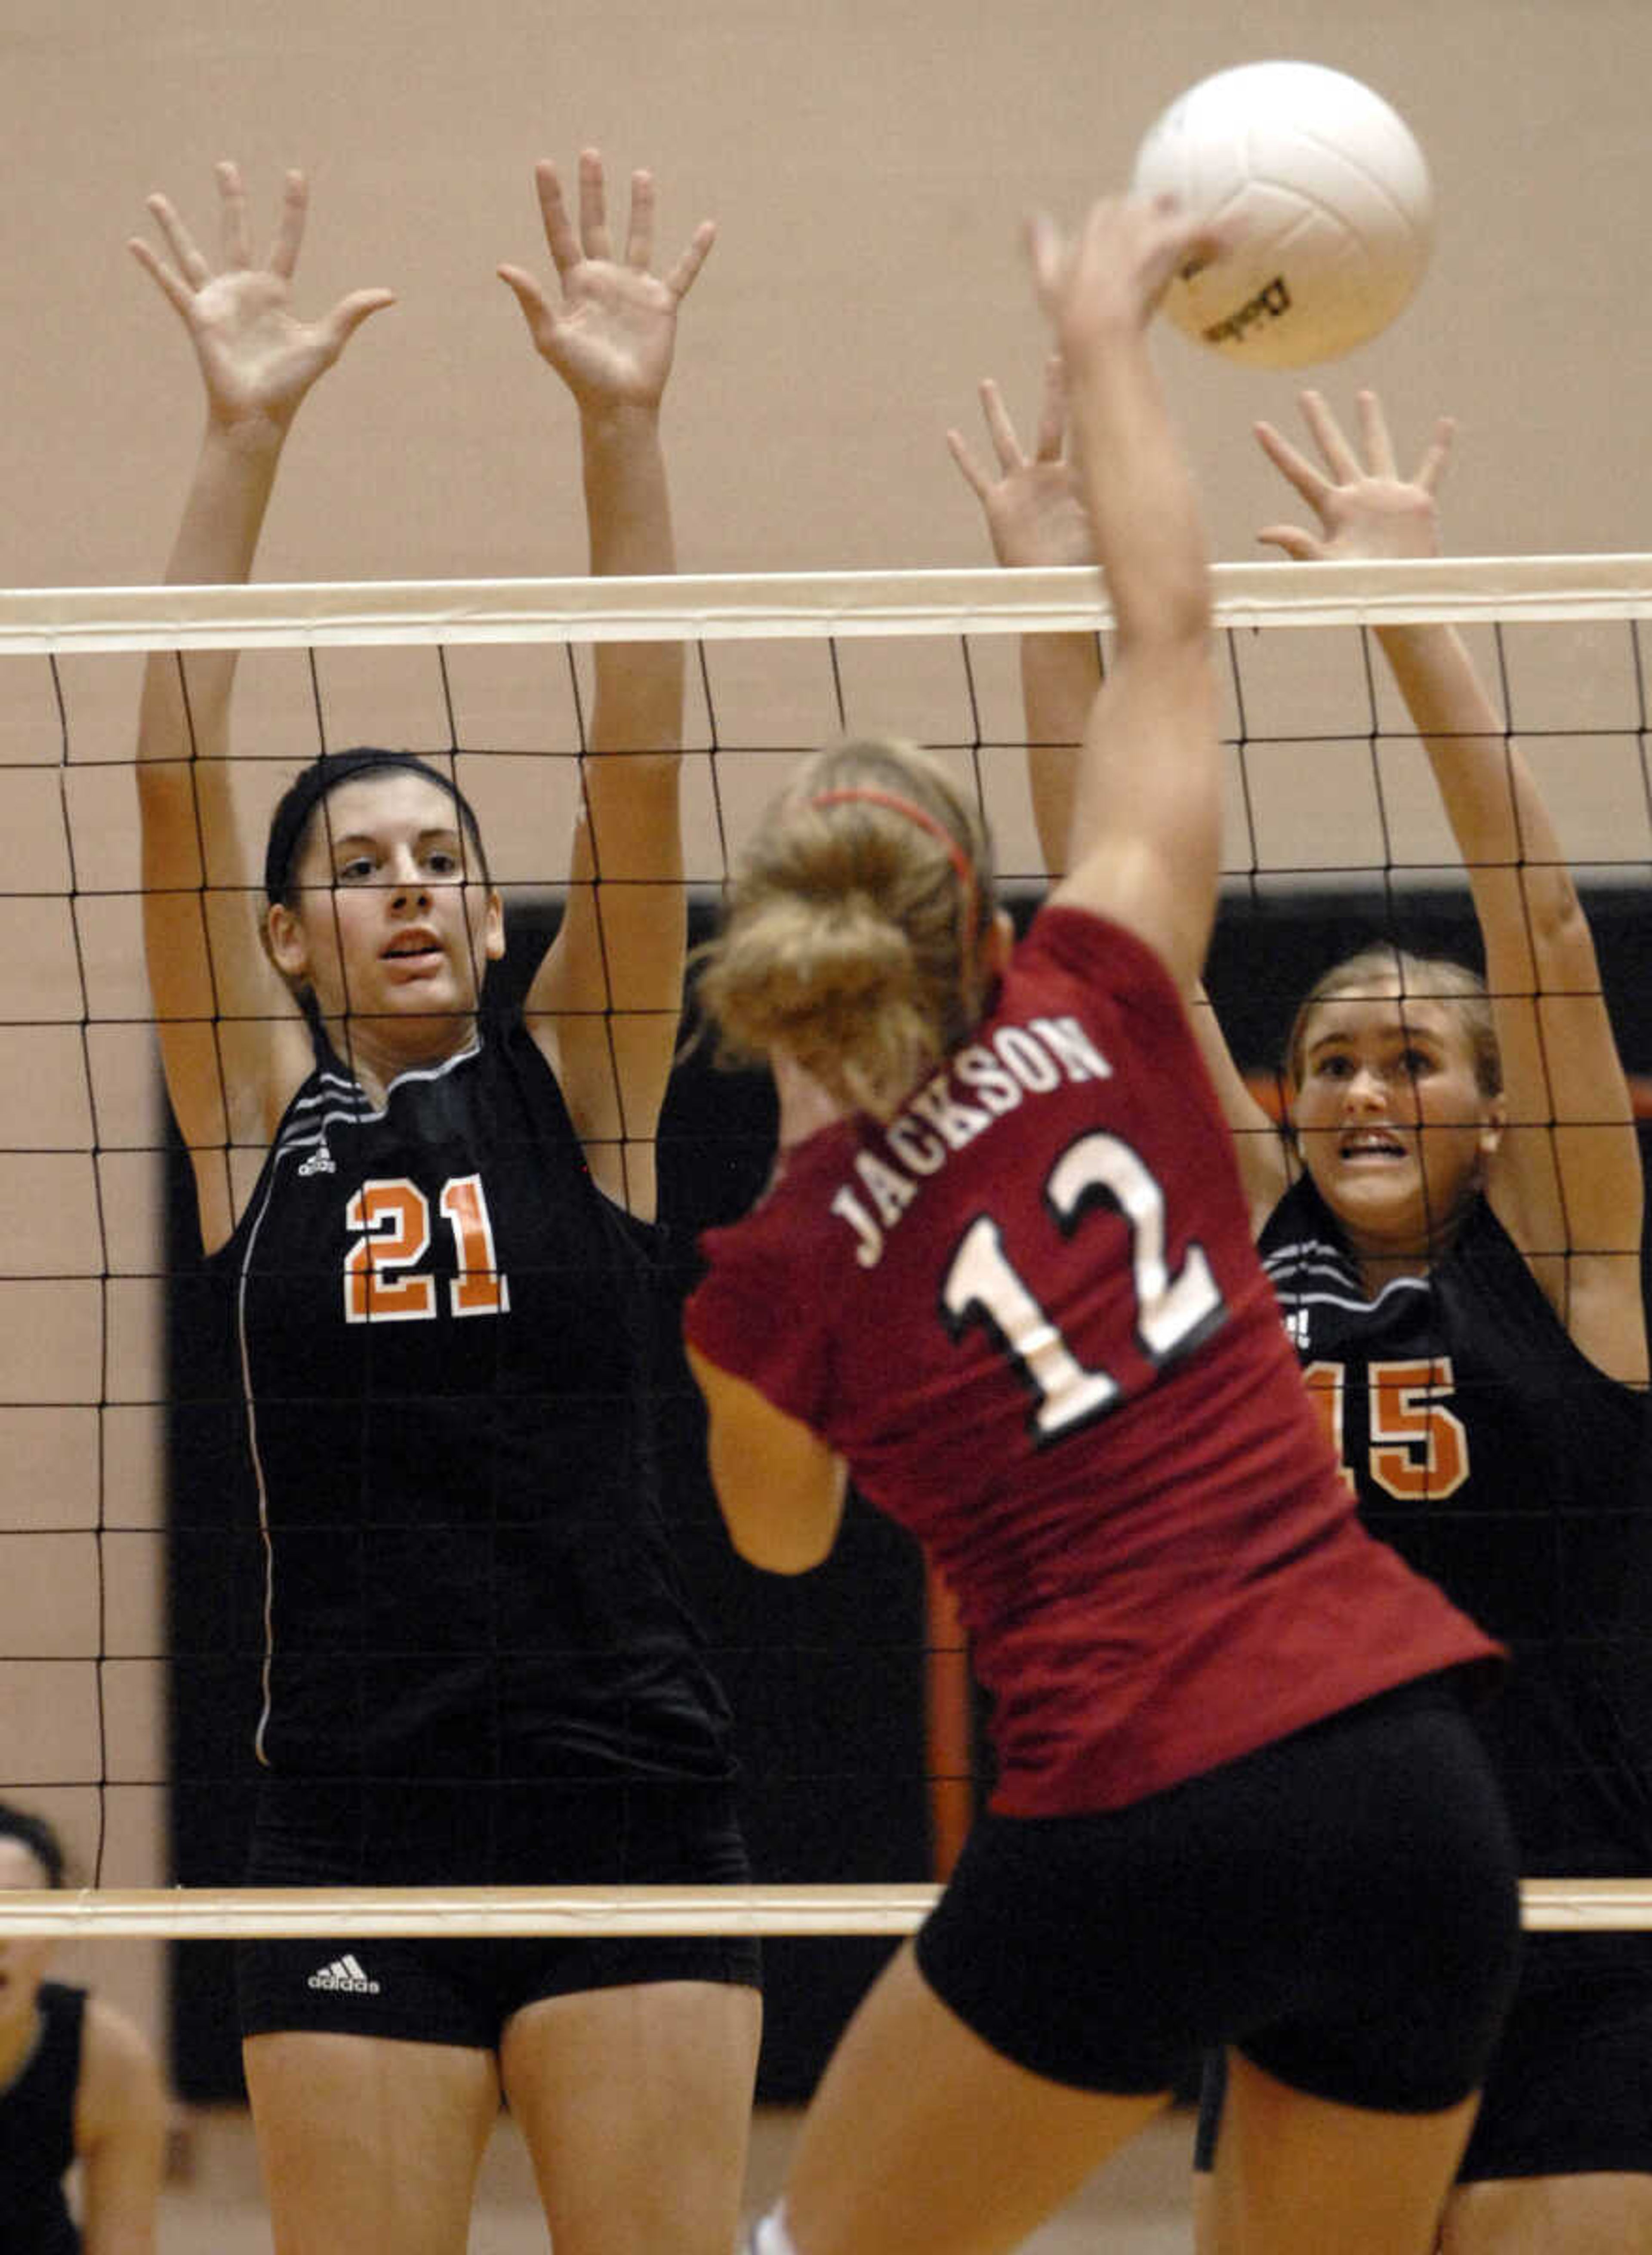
left=263, top=750, right=483, bottom=904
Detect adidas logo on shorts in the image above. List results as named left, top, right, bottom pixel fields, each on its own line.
left=306, top=1953, right=381, bottom=1994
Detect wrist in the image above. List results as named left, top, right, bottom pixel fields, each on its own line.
left=579, top=398, right=665, bottom=450
left=203, top=404, right=293, bottom=460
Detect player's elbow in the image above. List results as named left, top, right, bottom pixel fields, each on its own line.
left=714, top=1459, right=847, bottom=1576
left=725, top=1514, right=838, bottom=1576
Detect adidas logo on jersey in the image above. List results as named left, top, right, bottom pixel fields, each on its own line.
left=306, top=1953, right=381, bottom=1994
left=297, top=1144, right=336, bottom=1177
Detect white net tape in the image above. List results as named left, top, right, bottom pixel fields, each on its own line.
left=3, top=556, right=1652, bottom=653
left=0, top=1879, right=1644, bottom=1939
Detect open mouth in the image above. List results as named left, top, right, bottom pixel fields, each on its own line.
left=1338, top=1130, right=1407, bottom=1161
left=382, top=936, right=444, bottom=967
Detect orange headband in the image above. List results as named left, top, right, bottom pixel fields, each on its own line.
left=808, top=786, right=980, bottom=940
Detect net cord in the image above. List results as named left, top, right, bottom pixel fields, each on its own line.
left=0, top=1880, right=1641, bottom=1938
left=4, top=556, right=1652, bottom=652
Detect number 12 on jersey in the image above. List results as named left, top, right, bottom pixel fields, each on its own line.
left=941, top=1130, right=1225, bottom=1443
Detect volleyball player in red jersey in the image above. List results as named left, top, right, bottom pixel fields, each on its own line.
left=956, top=370, right=1652, bottom=2252
left=684, top=194, right=1521, bottom=2255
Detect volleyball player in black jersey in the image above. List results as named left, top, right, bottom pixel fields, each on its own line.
left=128, top=156, right=760, bottom=2255
left=0, top=1804, right=166, bottom=2255
left=953, top=376, right=1652, bottom=2252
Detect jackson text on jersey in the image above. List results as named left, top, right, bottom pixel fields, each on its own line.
left=829, top=1015, right=1112, bottom=1268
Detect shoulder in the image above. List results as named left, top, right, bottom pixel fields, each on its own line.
left=1259, top=1174, right=1331, bottom=1254
left=1015, top=902, right=1184, bottom=1014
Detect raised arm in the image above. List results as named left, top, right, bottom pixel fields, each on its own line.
left=128, top=164, right=394, bottom=1252
left=1029, top=195, right=1224, bottom=995
left=500, top=151, right=715, bottom=1216
left=947, top=354, right=1099, bottom=876
left=1258, top=388, right=1646, bottom=1380
left=950, top=354, right=1287, bottom=1226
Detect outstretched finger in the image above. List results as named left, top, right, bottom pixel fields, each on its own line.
left=1254, top=417, right=1332, bottom=510
left=1296, top=388, right=1361, bottom=484
left=978, top=378, right=1026, bottom=474
left=322, top=286, right=397, bottom=353
left=145, top=192, right=211, bottom=289
left=1410, top=414, right=1456, bottom=496
left=533, top=160, right=580, bottom=280
left=945, top=425, right=993, bottom=502
left=496, top=262, right=552, bottom=339
left=126, top=233, right=193, bottom=316
left=1031, top=353, right=1067, bottom=462
left=1353, top=388, right=1397, bottom=481
left=624, top=169, right=655, bottom=270
left=1257, top=523, right=1324, bottom=562
left=662, top=217, right=717, bottom=300
left=216, top=160, right=252, bottom=270
left=578, top=148, right=612, bottom=262
left=1147, top=199, right=1227, bottom=299
left=267, top=171, right=308, bottom=283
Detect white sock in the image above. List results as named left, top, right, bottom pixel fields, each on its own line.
left=749, top=2204, right=800, bottom=2255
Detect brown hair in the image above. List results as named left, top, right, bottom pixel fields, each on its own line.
left=694, top=737, right=996, bottom=1118
left=1284, top=945, right=1502, bottom=1099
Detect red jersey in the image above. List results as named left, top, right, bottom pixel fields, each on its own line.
left=686, top=906, right=1501, bottom=1816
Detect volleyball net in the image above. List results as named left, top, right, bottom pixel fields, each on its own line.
left=1, top=555, right=1651, bottom=1944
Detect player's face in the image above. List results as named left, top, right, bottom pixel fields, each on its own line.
left=0, top=1839, right=55, bottom=2034
left=1288, top=985, right=1502, bottom=1257
left=269, top=773, right=504, bottom=1050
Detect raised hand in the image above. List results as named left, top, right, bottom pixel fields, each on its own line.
left=128, top=163, right=395, bottom=435
left=1255, top=388, right=1454, bottom=563
left=497, top=150, right=715, bottom=413
left=946, top=357, right=1093, bottom=570
left=1028, top=191, right=1223, bottom=359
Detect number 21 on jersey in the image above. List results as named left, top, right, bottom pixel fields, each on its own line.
left=344, top=1175, right=509, bottom=1322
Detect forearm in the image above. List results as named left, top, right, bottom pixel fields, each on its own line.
left=1066, top=329, right=1210, bottom=650
left=1376, top=620, right=1579, bottom=955
left=582, top=403, right=684, bottom=755
left=138, top=417, right=287, bottom=764
left=1022, top=632, right=1099, bottom=874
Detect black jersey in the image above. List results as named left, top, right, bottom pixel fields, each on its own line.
left=209, top=1008, right=734, bottom=1794
left=1262, top=1176, right=1652, bottom=1877
left=0, top=1981, right=83, bottom=2255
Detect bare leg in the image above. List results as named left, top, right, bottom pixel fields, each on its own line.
left=1443, top=2172, right=1652, bottom=2252
left=1193, top=2169, right=1219, bottom=2254
left=1207, top=2047, right=1473, bottom=2255
left=775, top=1940, right=1170, bottom=2255
left=242, top=2030, right=499, bottom=2255
left=501, top=1978, right=761, bottom=2255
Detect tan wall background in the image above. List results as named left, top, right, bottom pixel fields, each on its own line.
left=0, top=0, right=1648, bottom=2068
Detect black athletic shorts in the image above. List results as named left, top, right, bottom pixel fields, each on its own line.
left=237, top=1774, right=761, bottom=2047
left=1196, top=1950, right=1652, bottom=2181
left=915, top=1676, right=1520, bottom=2110
left=1458, top=1941, right=1652, bottom=2180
